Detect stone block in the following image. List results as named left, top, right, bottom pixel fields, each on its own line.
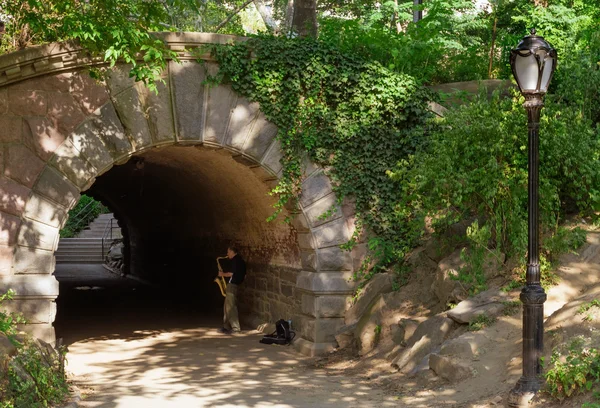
left=317, top=246, right=353, bottom=272
left=345, top=273, right=393, bottom=326
left=299, top=172, right=332, bottom=208
left=23, top=193, right=67, bottom=228
left=298, top=315, right=344, bottom=343
left=301, top=155, right=319, bottom=179
left=290, top=213, right=310, bottom=232
left=105, top=64, right=135, bottom=96
left=243, top=115, right=278, bottom=161
left=24, top=116, right=66, bottom=161
left=112, top=86, right=152, bottom=149
left=0, top=176, right=30, bottom=216
left=296, top=271, right=354, bottom=294
left=8, top=90, right=47, bottom=116
left=0, top=245, right=14, bottom=275
left=261, top=140, right=283, bottom=175
left=9, top=73, right=72, bottom=92
left=138, top=78, right=176, bottom=144
left=16, top=324, right=56, bottom=345
left=293, top=336, right=336, bottom=357
left=17, top=219, right=59, bottom=251
left=170, top=60, right=206, bottom=141
left=47, top=91, right=87, bottom=134
left=3, top=299, right=56, bottom=324
left=0, top=212, right=21, bottom=246
left=224, top=97, right=260, bottom=150
left=0, top=274, right=58, bottom=297
left=13, top=247, right=55, bottom=275
left=204, top=81, right=237, bottom=144
left=300, top=250, right=317, bottom=271
left=281, top=283, right=294, bottom=297
left=92, top=103, right=132, bottom=160
left=33, top=166, right=80, bottom=208
left=302, top=294, right=348, bottom=318
left=312, top=218, right=351, bottom=249
left=69, top=120, right=114, bottom=174
left=4, top=145, right=45, bottom=188
left=335, top=323, right=356, bottom=349
left=0, top=115, right=22, bottom=143
left=296, top=232, right=314, bottom=250
left=50, top=139, right=96, bottom=189
left=304, top=193, right=341, bottom=228
left=70, top=70, right=110, bottom=115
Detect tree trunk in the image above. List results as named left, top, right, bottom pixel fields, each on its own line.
left=291, top=0, right=317, bottom=37
left=253, top=0, right=279, bottom=32
left=488, top=16, right=498, bottom=78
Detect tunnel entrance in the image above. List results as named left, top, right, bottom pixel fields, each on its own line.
left=56, top=145, right=303, bottom=337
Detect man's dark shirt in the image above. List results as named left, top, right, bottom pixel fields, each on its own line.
left=230, top=254, right=246, bottom=285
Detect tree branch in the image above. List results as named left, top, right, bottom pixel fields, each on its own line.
left=214, top=0, right=254, bottom=33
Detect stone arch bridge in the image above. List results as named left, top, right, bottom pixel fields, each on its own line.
left=0, top=33, right=362, bottom=356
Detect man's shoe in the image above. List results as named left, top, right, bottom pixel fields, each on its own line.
left=218, top=327, right=232, bottom=334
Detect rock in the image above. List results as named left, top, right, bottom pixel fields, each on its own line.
left=429, top=353, right=473, bottom=382
left=345, top=273, right=393, bottom=326
left=335, top=323, right=356, bottom=349
left=394, top=318, right=419, bottom=346
left=431, top=248, right=468, bottom=304
left=0, top=333, right=18, bottom=357
left=355, top=296, right=384, bottom=355
left=391, top=315, right=456, bottom=373
left=447, top=288, right=512, bottom=324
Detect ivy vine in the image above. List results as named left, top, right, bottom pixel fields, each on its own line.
left=208, top=36, right=433, bottom=277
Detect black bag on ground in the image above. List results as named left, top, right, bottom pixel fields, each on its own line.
left=260, top=319, right=296, bottom=345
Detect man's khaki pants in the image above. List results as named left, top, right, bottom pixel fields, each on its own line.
left=223, top=283, right=240, bottom=332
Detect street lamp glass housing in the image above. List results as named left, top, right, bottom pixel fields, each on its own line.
left=510, top=30, right=557, bottom=95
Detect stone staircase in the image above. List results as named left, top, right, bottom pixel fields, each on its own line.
left=55, top=213, right=122, bottom=264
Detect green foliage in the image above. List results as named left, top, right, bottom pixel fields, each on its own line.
left=60, top=195, right=108, bottom=238
left=578, top=299, right=600, bottom=322
left=468, top=314, right=496, bottom=331
left=390, top=91, right=600, bottom=264
left=545, top=338, right=600, bottom=401
left=501, top=300, right=521, bottom=316
left=0, top=292, right=68, bottom=408
left=210, top=35, right=432, bottom=273
left=0, top=291, right=25, bottom=337
left=3, top=341, right=69, bottom=408
left=0, top=0, right=201, bottom=92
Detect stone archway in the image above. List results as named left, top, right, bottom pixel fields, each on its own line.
left=0, top=33, right=359, bottom=356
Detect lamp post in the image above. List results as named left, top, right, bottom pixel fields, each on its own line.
left=508, top=29, right=557, bottom=407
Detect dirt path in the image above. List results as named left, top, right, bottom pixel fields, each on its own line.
left=54, top=265, right=398, bottom=408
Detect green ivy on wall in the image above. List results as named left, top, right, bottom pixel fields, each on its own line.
left=208, top=36, right=433, bottom=279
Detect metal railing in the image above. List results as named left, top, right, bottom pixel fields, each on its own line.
left=101, top=217, right=121, bottom=261
left=68, top=200, right=104, bottom=234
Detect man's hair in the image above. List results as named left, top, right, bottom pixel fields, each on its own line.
left=228, top=246, right=239, bottom=255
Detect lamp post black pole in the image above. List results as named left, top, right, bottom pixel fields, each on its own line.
left=508, top=93, right=547, bottom=405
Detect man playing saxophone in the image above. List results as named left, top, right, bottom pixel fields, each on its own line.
left=218, top=246, right=246, bottom=334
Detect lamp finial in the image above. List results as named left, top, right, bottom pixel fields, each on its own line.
left=530, top=28, right=536, bottom=36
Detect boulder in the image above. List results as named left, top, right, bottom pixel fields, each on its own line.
left=431, top=248, right=468, bottom=304
left=335, top=323, right=357, bottom=349
left=355, top=296, right=385, bottom=355
left=393, top=318, right=419, bottom=346
left=345, top=273, right=393, bottom=326
left=391, top=315, right=456, bottom=373
left=429, top=353, right=473, bottom=382
left=447, top=288, right=513, bottom=324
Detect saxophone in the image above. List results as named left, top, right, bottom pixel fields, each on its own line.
left=214, top=256, right=229, bottom=297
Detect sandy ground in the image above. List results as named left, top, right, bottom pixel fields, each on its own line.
left=53, top=265, right=398, bottom=408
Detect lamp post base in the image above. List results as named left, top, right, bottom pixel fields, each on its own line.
left=507, top=375, right=543, bottom=407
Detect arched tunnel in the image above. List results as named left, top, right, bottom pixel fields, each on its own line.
left=55, top=145, right=303, bottom=339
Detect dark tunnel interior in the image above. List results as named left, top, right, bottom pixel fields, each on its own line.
left=54, top=145, right=303, bottom=341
